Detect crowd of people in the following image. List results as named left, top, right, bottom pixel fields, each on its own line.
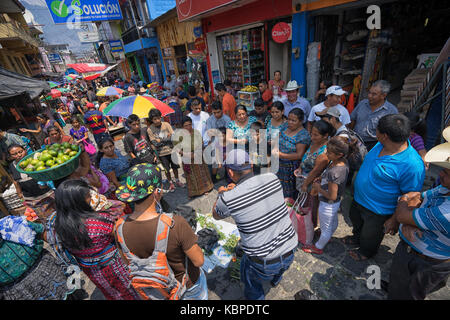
left=0, top=71, right=448, bottom=302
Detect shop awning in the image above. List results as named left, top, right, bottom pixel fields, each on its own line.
left=0, top=67, right=50, bottom=100
left=176, top=0, right=257, bottom=22
left=66, top=63, right=110, bottom=74
left=82, top=64, right=119, bottom=81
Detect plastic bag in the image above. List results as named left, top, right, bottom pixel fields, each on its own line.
left=287, top=193, right=314, bottom=245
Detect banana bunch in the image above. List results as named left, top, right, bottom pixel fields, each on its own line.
left=241, top=85, right=258, bottom=92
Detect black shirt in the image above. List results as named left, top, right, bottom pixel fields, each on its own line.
left=123, top=128, right=155, bottom=164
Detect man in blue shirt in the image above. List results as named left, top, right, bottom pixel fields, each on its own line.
left=343, top=114, right=425, bottom=261
left=384, top=126, right=450, bottom=300
left=280, top=80, right=311, bottom=122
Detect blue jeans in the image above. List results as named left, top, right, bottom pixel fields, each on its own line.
left=182, top=268, right=208, bottom=300
left=240, top=250, right=295, bottom=300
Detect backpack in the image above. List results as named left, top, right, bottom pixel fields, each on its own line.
left=114, top=213, right=188, bottom=300
left=337, top=128, right=368, bottom=171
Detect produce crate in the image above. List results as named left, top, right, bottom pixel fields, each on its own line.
left=237, top=91, right=260, bottom=112
left=16, top=146, right=82, bottom=182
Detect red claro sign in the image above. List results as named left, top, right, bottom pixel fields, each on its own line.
left=272, top=22, right=291, bottom=43
left=195, top=37, right=206, bottom=52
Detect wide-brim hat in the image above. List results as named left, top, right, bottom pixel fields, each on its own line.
left=424, top=127, right=450, bottom=169
left=116, top=163, right=162, bottom=202
left=284, top=80, right=303, bottom=91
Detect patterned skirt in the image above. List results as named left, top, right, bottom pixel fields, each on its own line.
left=277, top=159, right=299, bottom=199
left=81, top=254, right=139, bottom=300
left=183, top=163, right=214, bottom=197
left=0, top=249, right=69, bottom=300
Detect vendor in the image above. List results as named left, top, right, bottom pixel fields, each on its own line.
left=7, top=144, right=55, bottom=220
left=44, top=126, right=74, bottom=145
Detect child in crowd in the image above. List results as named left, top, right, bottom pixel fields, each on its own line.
left=404, top=111, right=427, bottom=166
left=147, top=108, right=184, bottom=191
left=249, top=121, right=271, bottom=175
left=249, top=98, right=270, bottom=125
left=303, top=136, right=352, bottom=254
left=69, top=116, right=91, bottom=144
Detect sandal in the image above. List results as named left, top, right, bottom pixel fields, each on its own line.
left=341, top=236, right=359, bottom=246
left=302, top=244, right=323, bottom=255
left=348, top=249, right=368, bottom=261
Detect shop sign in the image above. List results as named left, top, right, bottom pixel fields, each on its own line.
left=176, top=0, right=238, bottom=22
left=272, top=22, right=291, bottom=44
left=194, top=37, right=206, bottom=52
left=109, top=40, right=123, bottom=52
left=48, top=53, right=63, bottom=63
left=78, top=31, right=101, bottom=43
left=45, top=0, right=123, bottom=24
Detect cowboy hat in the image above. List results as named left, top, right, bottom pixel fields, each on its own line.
left=284, top=80, right=303, bottom=91
left=424, top=126, right=450, bottom=169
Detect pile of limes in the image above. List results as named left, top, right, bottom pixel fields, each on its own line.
left=19, top=142, right=79, bottom=172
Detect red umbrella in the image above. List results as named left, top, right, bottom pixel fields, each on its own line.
left=49, top=89, right=62, bottom=98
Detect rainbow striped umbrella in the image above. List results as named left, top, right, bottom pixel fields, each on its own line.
left=102, top=95, right=174, bottom=119
left=47, top=81, right=60, bottom=88
left=96, top=86, right=124, bottom=96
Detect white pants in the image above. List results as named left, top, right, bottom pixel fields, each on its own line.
left=315, top=201, right=341, bottom=250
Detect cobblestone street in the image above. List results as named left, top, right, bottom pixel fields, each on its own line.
left=73, top=125, right=449, bottom=301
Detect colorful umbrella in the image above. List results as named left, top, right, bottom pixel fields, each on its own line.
left=102, top=95, right=174, bottom=119
left=47, top=81, right=60, bottom=88
left=48, top=89, right=62, bottom=98
left=96, top=86, right=124, bottom=96
left=56, top=87, right=70, bottom=93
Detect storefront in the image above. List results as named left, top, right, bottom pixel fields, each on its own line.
left=188, top=0, right=292, bottom=96
left=154, top=8, right=207, bottom=87
left=306, top=0, right=449, bottom=106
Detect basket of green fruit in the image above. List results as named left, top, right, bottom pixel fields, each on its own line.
left=16, top=142, right=82, bottom=181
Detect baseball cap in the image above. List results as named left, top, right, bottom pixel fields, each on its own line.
left=326, top=85, right=347, bottom=97
left=316, top=106, right=341, bottom=118
left=224, top=149, right=252, bottom=171
left=86, top=102, right=95, bottom=109
left=116, top=163, right=162, bottom=202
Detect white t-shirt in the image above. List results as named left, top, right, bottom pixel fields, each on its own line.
left=307, top=102, right=351, bottom=125
left=188, top=111, right=210, bottom=145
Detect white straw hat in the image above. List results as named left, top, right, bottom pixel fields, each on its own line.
left=284, top=80, right=303, bottom=91
left=424, top=126, right=450, bottom=169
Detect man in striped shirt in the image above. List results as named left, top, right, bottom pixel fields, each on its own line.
left=384, top=126, right=450, bottom=299
left=213, top=149, right=297, bottom=300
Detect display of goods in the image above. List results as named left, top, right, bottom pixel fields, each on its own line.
left=240, top=85, right=258, bottom=92
left=16, top=143, right=81, bottom=181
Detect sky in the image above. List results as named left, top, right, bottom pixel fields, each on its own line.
left=21, top=0, right=93, bottom=54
